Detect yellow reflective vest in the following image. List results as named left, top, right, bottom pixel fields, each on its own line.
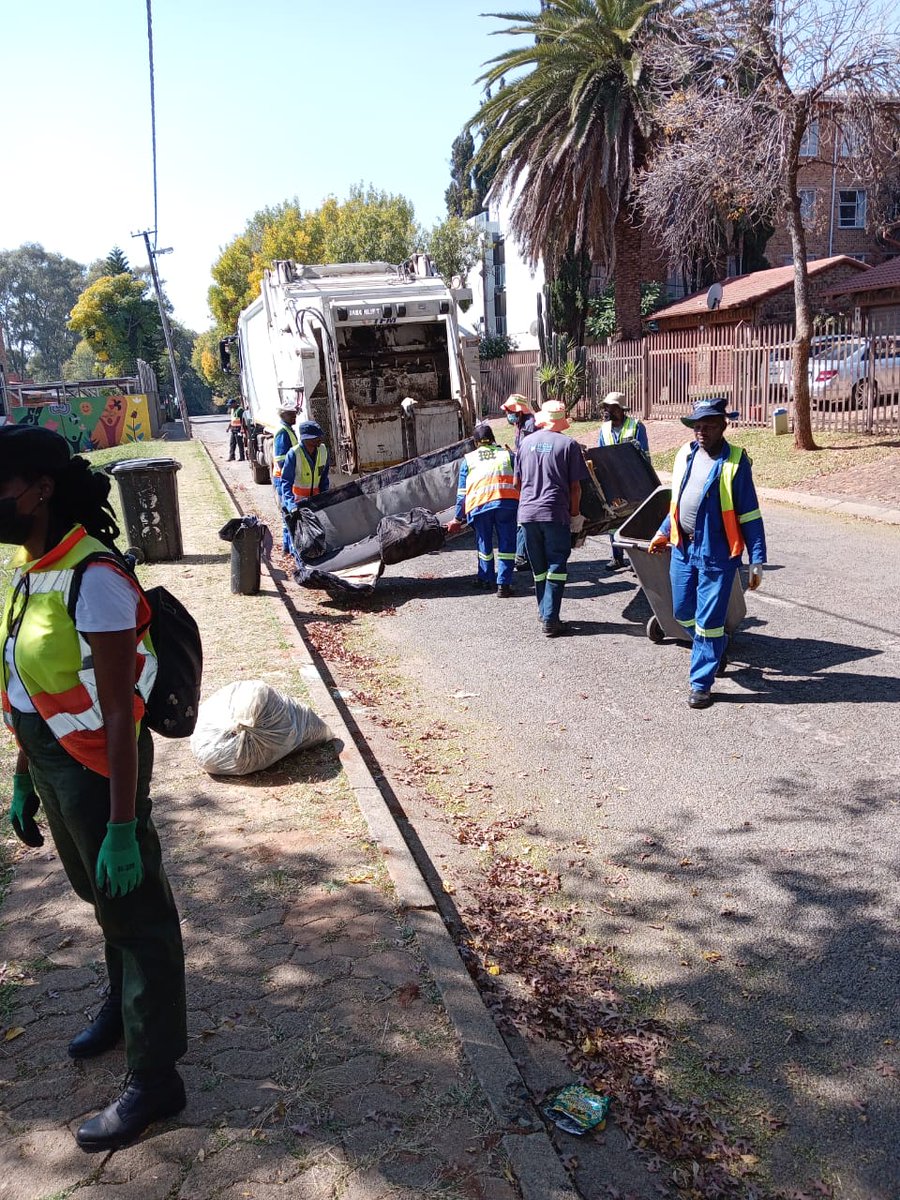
left=1, top=525, right=157, bottom=777
left=291, top=444, right=329, bottom=501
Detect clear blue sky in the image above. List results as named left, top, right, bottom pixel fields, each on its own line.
left=4, top=0, right=516, bottom=332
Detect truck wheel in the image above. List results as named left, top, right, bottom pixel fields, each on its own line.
left=646, top=615, right=665, bottom=644
left=251, top=459, right=270, bottom=485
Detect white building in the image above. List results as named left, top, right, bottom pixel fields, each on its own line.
left=464, top=196, right=545, bottom=351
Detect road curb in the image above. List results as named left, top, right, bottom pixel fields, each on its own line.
left=195, top=433, right=578, bottom=1200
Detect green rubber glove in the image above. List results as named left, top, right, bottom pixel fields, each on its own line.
left=10, top=771, right=44, bottom=848
left=95, top=820, right=143, bottom=898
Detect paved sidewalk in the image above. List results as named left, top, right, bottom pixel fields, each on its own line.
left=0, top=438, right=519, bottom=1200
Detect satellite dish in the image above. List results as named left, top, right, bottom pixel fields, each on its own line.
left=529, top=320, right=539, bottom=337
left=706, top=282, right=723, bottom=310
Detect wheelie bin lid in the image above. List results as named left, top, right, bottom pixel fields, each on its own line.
left=110, top=457, right=182, bottom=475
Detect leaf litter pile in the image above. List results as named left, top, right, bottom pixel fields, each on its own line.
left=300, top=613, right=827, bottom=1200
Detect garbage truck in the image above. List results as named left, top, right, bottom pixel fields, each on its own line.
left=220, top=256, right=480, bottom=483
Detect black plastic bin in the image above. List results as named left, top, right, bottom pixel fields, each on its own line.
left=219, top=516, right=267, bottom=595
left=111, top=458, right=183, bottom=563
left=614, top=486, right=745, bottom=643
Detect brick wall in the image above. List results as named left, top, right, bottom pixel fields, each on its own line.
left=765, top=109, right=892, bottom=268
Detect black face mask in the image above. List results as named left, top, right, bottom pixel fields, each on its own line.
left=0, top=487, right=40, bottom=545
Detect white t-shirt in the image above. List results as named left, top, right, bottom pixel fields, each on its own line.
left=5, top=564, right=141, bottom=714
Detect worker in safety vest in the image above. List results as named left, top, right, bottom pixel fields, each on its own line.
left=226, top=401, right=245, bottom=462
left=282, top=419, right=330, bottom=513
left=447, top=422, right=520, bottom=596
left=271, top=407, right=299, bottom=553
left=597, top=392, right=649, bottom=570
left=501, top=394, right=536, bottom=573
left=649, top=397, right=766, bottom=709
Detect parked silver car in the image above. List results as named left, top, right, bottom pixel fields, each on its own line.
left=769, top=336, right=900, bottom=409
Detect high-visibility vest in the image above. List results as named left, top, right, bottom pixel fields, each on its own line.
left=463, top=445, right=519, bottom=515
left=272, top=423, right=298, bottom=479
left=0, top=525, right=157, bottom=777
left=229, top=408, right=243, bottom=429
left=599, top=417, right=638, bottom=446
left=669, top=443, right=754, bottom=558
left=291, top=444, right=329, bottom=502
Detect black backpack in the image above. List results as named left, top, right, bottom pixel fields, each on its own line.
left=67, top=552, right=203, bottom=738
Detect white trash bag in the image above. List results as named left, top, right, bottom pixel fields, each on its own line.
left=191, top=679, right=333, bottom=776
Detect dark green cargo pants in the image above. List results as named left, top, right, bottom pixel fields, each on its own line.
left=12, top=712, right=186, bottom=1073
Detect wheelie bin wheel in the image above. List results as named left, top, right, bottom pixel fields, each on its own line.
left=646, top=615, right=665, bottom=644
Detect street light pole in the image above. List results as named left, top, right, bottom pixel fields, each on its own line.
left=137, top=229, right=192, bottom=439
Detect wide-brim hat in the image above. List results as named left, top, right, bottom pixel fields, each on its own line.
left=602, top=391, right=629, bottom=411
left=502, top=393, right=532, bottom=414
left=534, top=400, right=570, bottom=431
left=0, top=424, right=71, bottom=480
left=681, top=397, right=739, bottom=427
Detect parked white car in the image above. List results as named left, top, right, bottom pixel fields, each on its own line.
left=769, top=336, right=900, bottom=409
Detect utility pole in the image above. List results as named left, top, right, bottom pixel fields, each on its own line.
left=135, top=229, right=192, bottom=438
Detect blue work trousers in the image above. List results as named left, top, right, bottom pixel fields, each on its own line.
left=471, top=508, right=518, bottom=586
left=670, top=548, right=739, bottom=693
left=273, top=478, right=292, bottom=553
left=516, top=524, right=528, bottom=562
left=522, top=521, right=572, bottom=624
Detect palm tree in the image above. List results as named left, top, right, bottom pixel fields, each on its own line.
left=470, top=0, right=664, bottom=341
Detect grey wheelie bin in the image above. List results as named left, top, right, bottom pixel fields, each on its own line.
left=111, top=457, right=184, bottom=563
left=613, top=486, right=745, bottom=644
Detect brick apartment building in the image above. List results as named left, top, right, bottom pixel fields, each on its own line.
left=765, top=103, right=899, bottom=269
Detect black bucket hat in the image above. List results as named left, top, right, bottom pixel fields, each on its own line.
left=681, top=397, right=739, bottom=427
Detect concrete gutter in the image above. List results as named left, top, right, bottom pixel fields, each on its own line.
left=196, top=435, right=579, bottom=1200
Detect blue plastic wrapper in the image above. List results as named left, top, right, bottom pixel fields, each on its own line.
left=543, top=1085, right=611, bottom=1136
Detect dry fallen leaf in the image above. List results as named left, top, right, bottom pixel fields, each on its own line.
left=4, top=1027, right=25, bottom=1042
left=702, top=951, right=723, bottom=963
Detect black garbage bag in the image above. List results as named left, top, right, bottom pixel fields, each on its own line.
left=219, top=515, right=265, bottom=543
left=377, top=508, right=445, bottom=565
left=285, top=506, right=328, bottom=560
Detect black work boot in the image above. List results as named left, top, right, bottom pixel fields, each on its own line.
left=76, top=1069, right=186, bottom=1152
left=68, top=993, right=123, bottom=1060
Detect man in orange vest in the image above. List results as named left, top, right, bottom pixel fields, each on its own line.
left=226, top=401, right=245, bottom=461
left=649, top=398, right=766, bottom=708
left=447, top=422, right=520, bottom=596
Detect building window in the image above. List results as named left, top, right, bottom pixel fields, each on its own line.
left=799, top=188, right=817, bottom=226
left=799, top=120, right=819, bottom=157
left=838, top=189, right=867, bottom=228
left=840, top=124, right=862, bottom=158
left=493, top=263, right=506, bottom=289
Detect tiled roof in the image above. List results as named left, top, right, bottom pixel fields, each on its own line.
left=827, top=255, right=900, bottom=296
left=651, top=256, right=871, bottom=321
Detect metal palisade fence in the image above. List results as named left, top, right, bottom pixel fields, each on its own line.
left=480, top=317, right=900, bottom=435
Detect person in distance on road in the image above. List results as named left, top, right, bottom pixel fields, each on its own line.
left=447, top=421, right=520, bottom=596
left=0, top=425, right=186, bottom=1152
left=226, top=400, right=245, bottom=461
left=515, top=400, right=589, bottom=637
left=648, top=397, right=766, bottom=709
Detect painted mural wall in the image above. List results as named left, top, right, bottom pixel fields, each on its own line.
left=5, top=394, right=153, bottom=453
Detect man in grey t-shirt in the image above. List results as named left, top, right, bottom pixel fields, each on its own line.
left=516, top=401, right=589, bottom=637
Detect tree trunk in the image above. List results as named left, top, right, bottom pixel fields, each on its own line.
left=784, top=139, right=818, bottom=451
left=613, top=210, right=643, bottom=343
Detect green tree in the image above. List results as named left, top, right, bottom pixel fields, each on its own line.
left=61, top=339, right=101, bottom=381
left=104, top=246, right=131, bottom=275
left=68, top=273, right=163, bottom=377
left=192, top=328, right=241, bottom=402
left=547, top=243, right=594, bottom=346
left=425, top=216, right=484, bottom=302
left=469, top=0, right=663, bottom=341
left=585, top=280, right=662, bottom=341
left=162, top=320, right=212, bottom=415
left=0, top=243, right=86, bottom=380
left=209, top=186, right=420, bottom=333
left=445, top=131, right=480, bottom=218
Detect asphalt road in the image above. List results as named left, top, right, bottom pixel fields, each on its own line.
left=196, top=416, right=900, bottom=1197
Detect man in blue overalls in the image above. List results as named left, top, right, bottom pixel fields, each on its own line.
left=597, top=391, right=649, bottom=569
left=649, top=398, right=766, bottom=709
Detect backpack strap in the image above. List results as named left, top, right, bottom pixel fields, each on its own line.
left=66, top=551, right=152, bottom=639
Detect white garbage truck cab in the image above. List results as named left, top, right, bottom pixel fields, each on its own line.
left=223, top=256, right=479, bottom=482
